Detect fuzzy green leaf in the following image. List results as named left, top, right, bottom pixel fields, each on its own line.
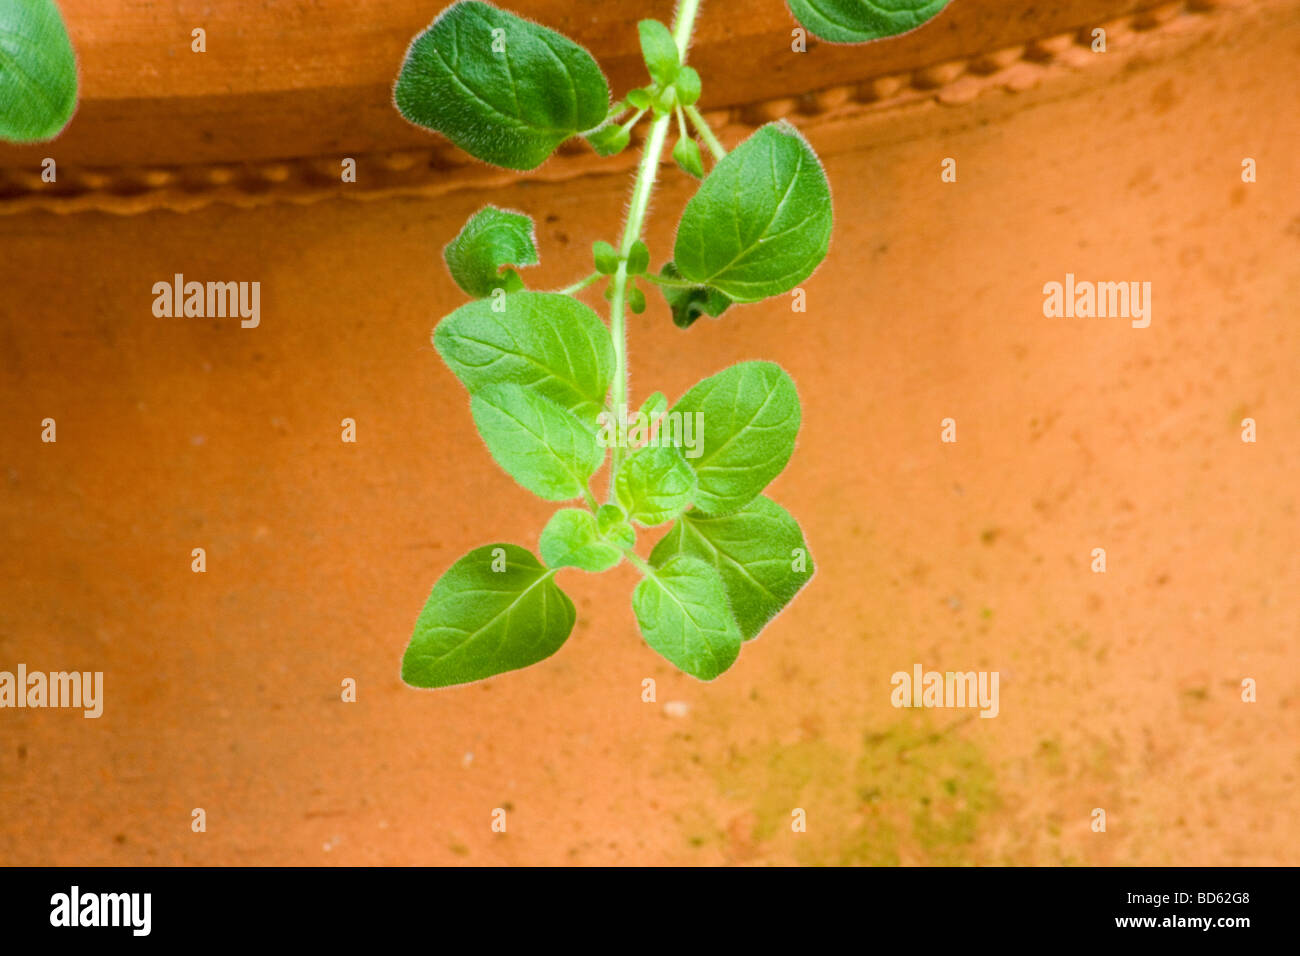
left=673, top=122, right=832, bottom=303
left=592, top=240, right=620, bottom=275
left=627, top=284, right=647, bottom=314
left=672, top=361, right=801, bottom=515
left=540, top=508, right=623, bottom=572
left=674, top=67, right=701, bottom=106
left=402, top=544, right=575, bottom=688
left=650, top=496, right=814, bottom=640
left=615, top=444, right=697, bottom=527
left=632, top=556, right=742, bottom=680
left=637, top=19, right=679, bottom=86
left=434, top=292, right=614, bottom=423
left=0, top=0, right=78, bottom=143
left=787, top=0, right=951, bottom=44
left=443, top=206, right=538, bottom=297
left=595, top=504, right=636, bottom=549
left=596, top=503, right=625, bottom=533
left=627, top=239, right=650, bottom=275
left=394, top=1, right=610, bottom=170
left=673, top=135, right=705, bottom=179
left=637, top=391, right=668, bottom=425
left=470, top=385, right=604, bottom=501
left=586, top=121, right=630, bottom=157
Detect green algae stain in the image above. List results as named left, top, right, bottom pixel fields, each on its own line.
left=703, top=715, right=998, bottom=865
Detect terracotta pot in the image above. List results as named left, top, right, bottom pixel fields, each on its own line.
left=0, top=0, right=1296, bottom=865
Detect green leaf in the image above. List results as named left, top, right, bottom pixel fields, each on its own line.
left=434, top=291, right=614, bottom=423
left=673, top=135, right=704, bottom=179
left=632, top=556, right=742, bottom=680
left=627, top=284, right=647, bottom=314
left=605, top=523, right=635, bottom=550
left=637, top=391, right=668, bottom=425
left=592, top=240, right=620, bottom=275
left=595, top=503, right=636, bottom=549
left=0, top=0, right=78, bottom=143
left=540, top=508, right=623, bottom=572
left=787, top=0, right=951, bottom=44
left=657, top=261, right=731, bottom=329
left=615, top=444, right=697, bottom=526
left=651, top=84, right=677, bottom=116
left=443, top=206, right=538, bottom=297
left=394, top=1, right=610, bottom=171
left=674, top=67, right=701, bottom=107
left=586, top=121, right=630, bottom=157
left=596, top=503, right=626, bottom=534
left=673, top=122, right=832, bottom=303
left=626, top=240, right=650, bottom=275
left=637, top=19, right=679, bottom=86
left=650, top=496, right=814, bottom=640
left=672, top=361, right=801, bottom=515
left=470, top=385, right=604, bottom=501
left=402, top=544, right=575, bottom=688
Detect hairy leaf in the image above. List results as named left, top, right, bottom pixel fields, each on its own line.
left=672, top=361, right=801, bottom=515
left=615, top=444, right=697, bottom=527
left=650, top=496, right=814, bottom=639
left=402, top=544, right=575, bottom=688
left=595, top=504, right=636, bottom=549
left=443, top=206, right=538, bottom=297
left=673, top=122, right=832, bottom=303
left=470, top=385, right=604, bottom=501
left=592, top=240, right=620, bottom=275
left=637, top=391, right=668, bottom=425
left=434, top=292, right=614, bottom=422
left=0, top=0, right=78, bottom=143
left=675, top=67, right=701, bottom=106
left=394, top=1, right=610, bottom=170
left=673, top=135, right=704, bottom=179
left=632, top=556, right=741, bottom=680
left=637, top=19, right=679, bottom=85
left=540, top=508, right=623, bottom=572
left=586, top=120, right=630, bottom=157
left=787, top=0, right=951, bottom=44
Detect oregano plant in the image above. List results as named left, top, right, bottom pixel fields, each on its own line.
left=394, top=0, right=951, bottom=688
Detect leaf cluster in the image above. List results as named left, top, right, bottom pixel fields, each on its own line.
left=394, top=0, right=950, bottom=687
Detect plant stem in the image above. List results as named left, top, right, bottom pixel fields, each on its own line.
left=606, top=0, right=704, bottom=501
left=623, top=549, right=655, bottom=578
left=641, top=272, right=697, bottom=289
left=558, top=272, right=601, bottom=295
left=672, top=0, right=703, bottom=55
left=606, top=115, right=667, bottom=496
left=685, top=105, right=726, bottom=160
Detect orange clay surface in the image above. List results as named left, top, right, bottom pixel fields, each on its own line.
left=1, top=4, right=1297, bottom=865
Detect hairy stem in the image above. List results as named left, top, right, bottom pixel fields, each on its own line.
left=558, top=272, right=601, bottom=295
left=607, top=0, right=704, bottom=501
left=623, top=548, right=655, bottom=577
left=685, top=105, right=726, bottom=161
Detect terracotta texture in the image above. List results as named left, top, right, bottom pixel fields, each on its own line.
left=1, top=0, right=1297, bottom=865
